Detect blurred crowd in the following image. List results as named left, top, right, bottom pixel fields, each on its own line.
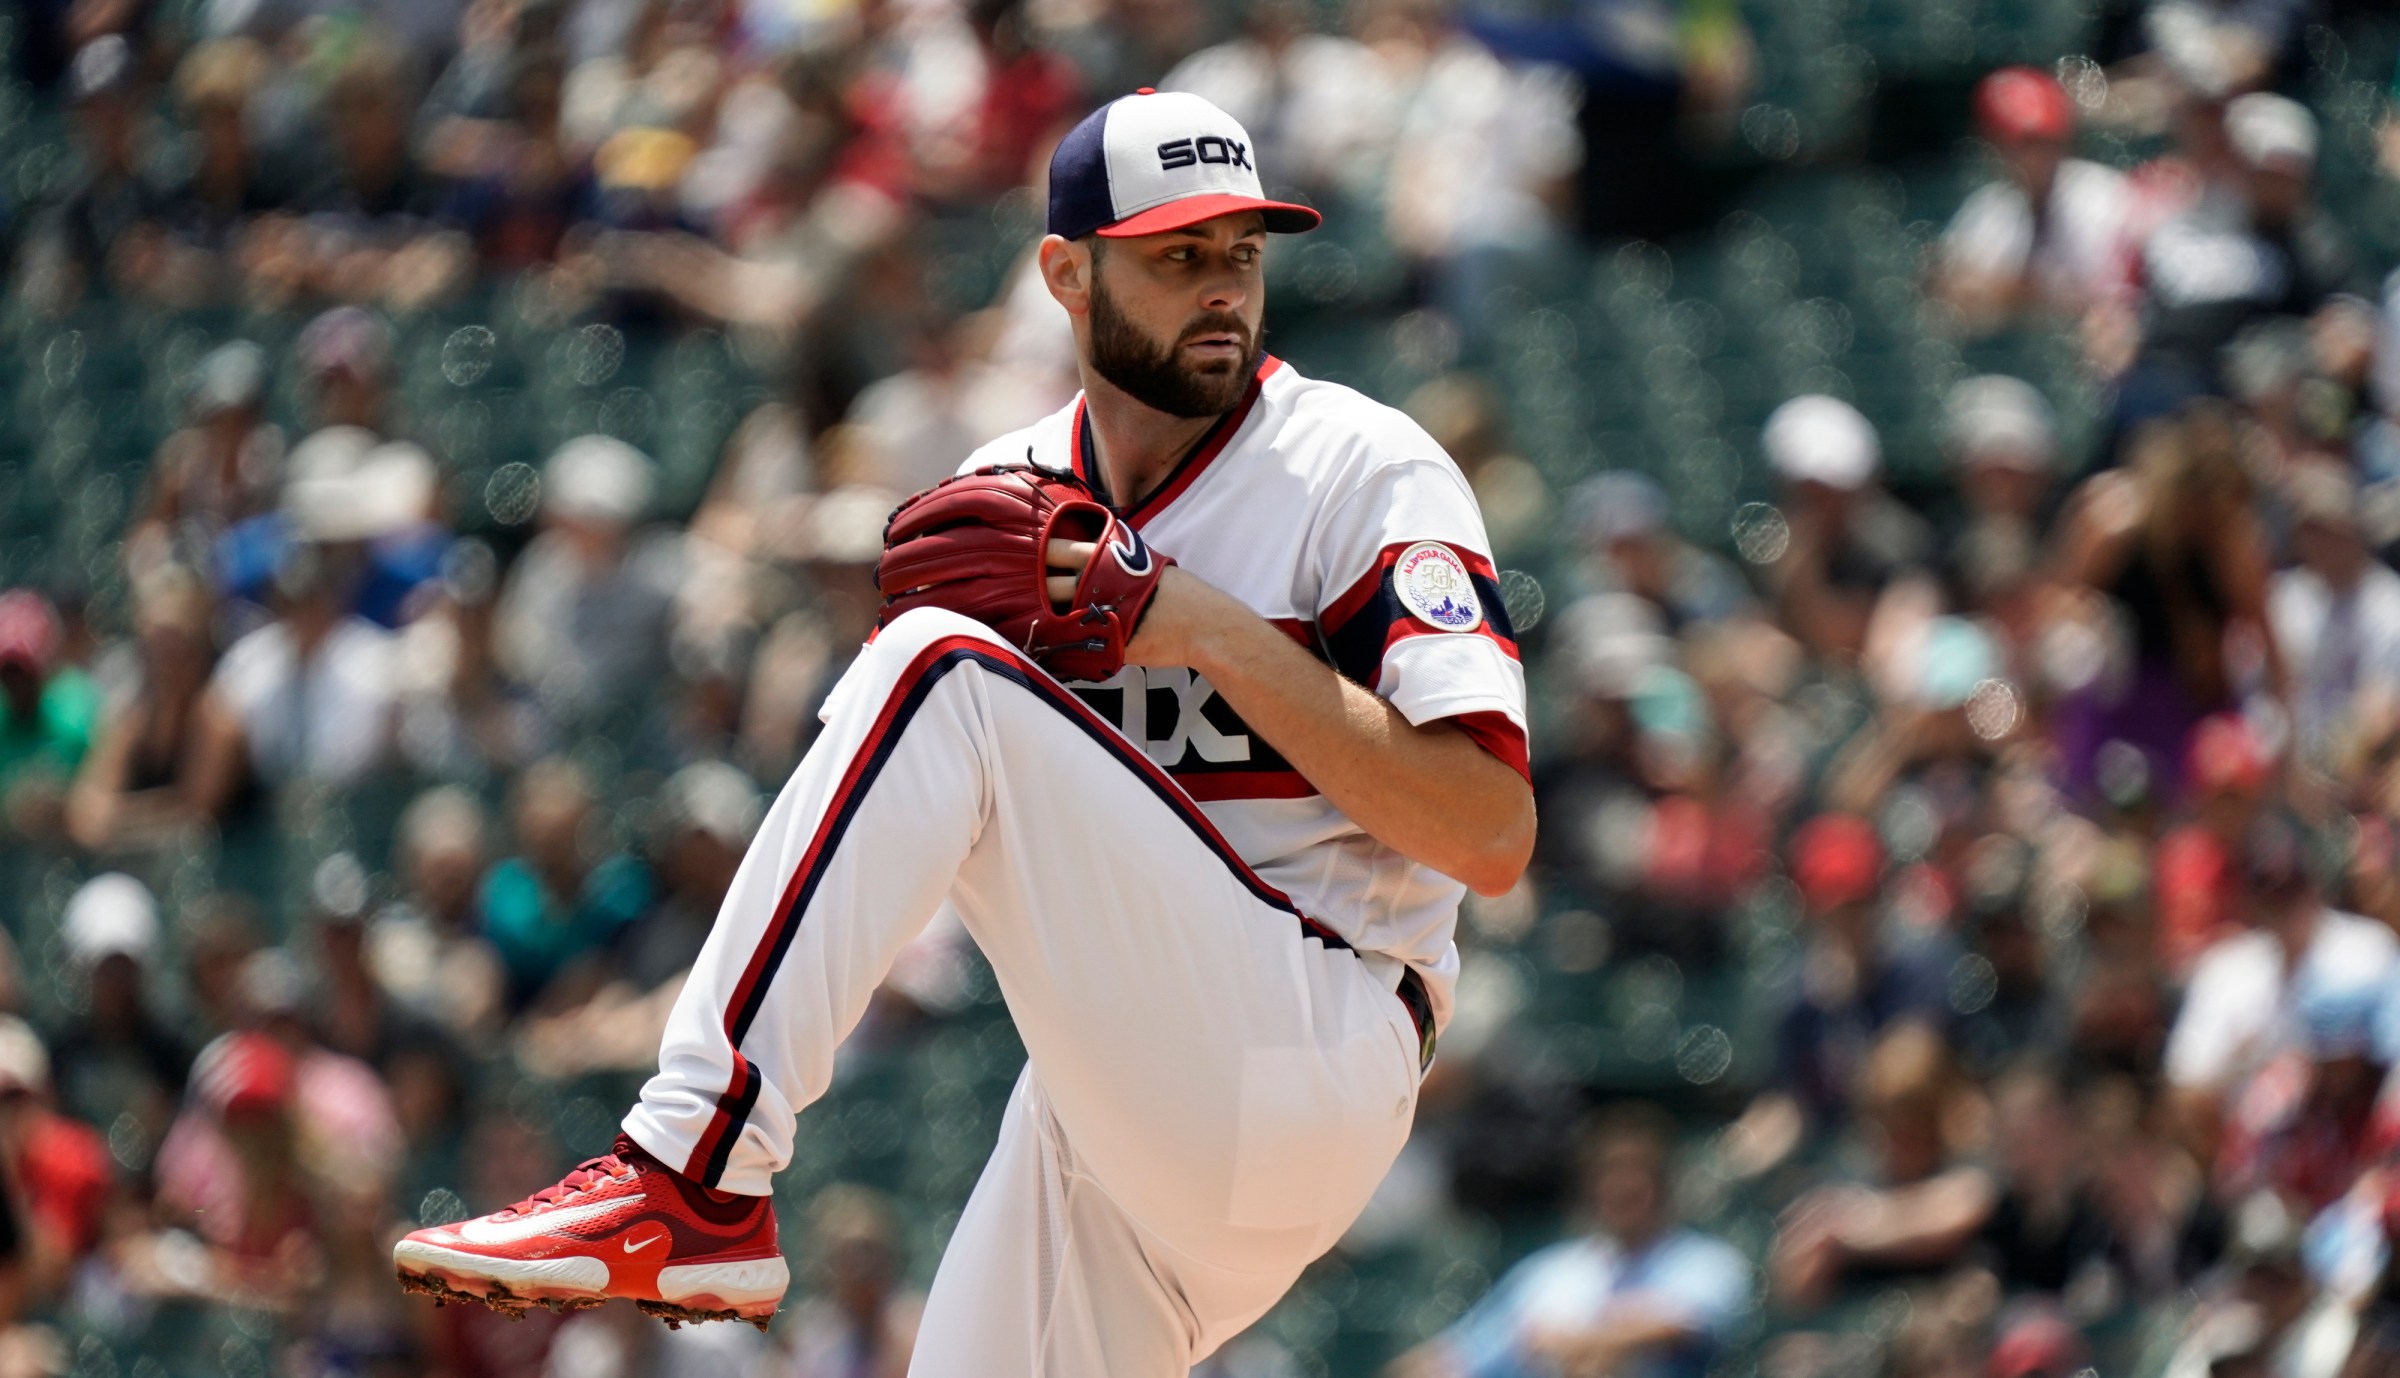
left=5, top=0, right=2400, bottom=1375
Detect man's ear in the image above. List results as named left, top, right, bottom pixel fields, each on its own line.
left=1039, top=234, right=1092, bottom=316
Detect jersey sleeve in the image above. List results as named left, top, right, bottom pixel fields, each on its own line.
left=1312, top=453, right=1529, bottom=779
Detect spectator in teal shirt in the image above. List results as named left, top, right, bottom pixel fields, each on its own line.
left=0, top=589, right=100, bottom=836
left=1389, top=1105, right=1752, bottom=1378
left=478, top=756, right=651, bottom=1010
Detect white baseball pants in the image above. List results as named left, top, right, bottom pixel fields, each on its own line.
left=622, top=608, right=1424, bottom=1375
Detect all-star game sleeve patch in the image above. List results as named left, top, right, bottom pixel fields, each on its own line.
left=1392, top=542, right=1483, bottom=632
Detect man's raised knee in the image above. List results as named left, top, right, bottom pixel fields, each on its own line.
left=843, top=608, right=1019, bottom=692
left=818, top=606, right=1018, bottom=735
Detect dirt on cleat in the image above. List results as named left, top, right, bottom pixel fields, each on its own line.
left=396, top=1268, right=537, bottom=1320
left=633, top=1298, right=774, bottom=1334
left=400, top=1268, right=768, bottom=1332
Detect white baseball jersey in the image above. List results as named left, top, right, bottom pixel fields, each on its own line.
left=625, top=354, right=1520, bottom=1377
left=957, top=354, right=1530, bottom=1024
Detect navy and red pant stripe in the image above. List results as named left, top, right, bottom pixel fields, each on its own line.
left=682, top=633, right=1350, bottom=1189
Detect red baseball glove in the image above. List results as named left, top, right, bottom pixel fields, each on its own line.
left=874, top=466, right=1174, bottom=682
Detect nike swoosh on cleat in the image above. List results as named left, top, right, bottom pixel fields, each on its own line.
left=456, top=1197, right=638, bottom=1246
left=624, top=1228, right=670, bottom=1254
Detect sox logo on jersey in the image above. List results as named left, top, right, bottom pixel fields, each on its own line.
left=1086, top=665, right=1252, bottom=768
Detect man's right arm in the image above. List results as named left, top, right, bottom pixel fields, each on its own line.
left=1135, top=565, right=1535, bottom=896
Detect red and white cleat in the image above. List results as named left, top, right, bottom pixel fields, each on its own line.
left=394, top=1134, right=786, bottom=1331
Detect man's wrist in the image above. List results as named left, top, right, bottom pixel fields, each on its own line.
left=1128, top=568, right=1275, bottom=677
left=1131, top=567, right=1203, bottom=671
left=1170, top=570, right=1246, bottom=678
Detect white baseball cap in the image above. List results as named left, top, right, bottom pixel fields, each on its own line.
left=1943, top=375, right=2056, bottom=470
left=283, top=432, right=437, bottom=542
left=1047, top=89, right=1321, bottom=240
left=543, top=435, right=655, bottom=525
left=1764, top=394, right=1880, bottom=489
left=2226, top=92, right=2317, bottom=172
left=0, top=1017, right=48, bottom=1096
left=188, top=340, right=267, bottom=418
left=63, top=872, right=160, bottom=967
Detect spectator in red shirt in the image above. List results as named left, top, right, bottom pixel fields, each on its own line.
left=0, top=1015, right=114, bottom=1308
left=152, top=1029, right=313, bottom=1290
left=953, top=0, right=1082, bottom=198
left=2219, top=959, right=2392, bottom=1213
left=2153, top=713, right=2272, bottom=977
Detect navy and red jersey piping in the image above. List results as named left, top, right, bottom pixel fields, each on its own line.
left=1071, top=356, right=1281, bottom=527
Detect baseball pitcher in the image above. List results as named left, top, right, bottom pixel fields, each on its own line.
left=395, top=88, right=1535, bottom=1377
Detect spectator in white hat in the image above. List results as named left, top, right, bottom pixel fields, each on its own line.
left=1761, top=395, right=1933, bottom=665
left=1943, top=375, right=2059, bottom=616
left=2126, top=91, right=2359, bottom=415
left=493, top=435, right=683, bottom=728
left=60, top=872, right=158, bottom=970
left=1765, top=393, right=1882, bottom=491
left=2224, top=89, right=2317, bottom=176
left=1568, top=472, right=1751, bottom=633
left=187, top=438, right=403, bottom=803
left=2269, top=464, right=2400, bottom=768
left=266, top=432, right=447, bottom=628
left=1945, top=375, right=2058, bottom=478
left=48, top=874, right=188, bottom=1177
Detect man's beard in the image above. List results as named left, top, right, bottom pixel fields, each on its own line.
left=1088, top=277, right=1259, bottom=419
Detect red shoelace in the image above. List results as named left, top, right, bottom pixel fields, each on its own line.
left=501, top=1152, right=631, bottom=1217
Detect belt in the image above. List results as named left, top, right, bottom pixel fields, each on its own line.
left=1393, top=965, right=1436, bottom=1072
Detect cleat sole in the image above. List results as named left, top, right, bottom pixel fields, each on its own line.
left=393, top=1239, right=608, bottom=1302
left=635, top=1299, right=775, bottom=1333
left=396, top=1243, right=784, bottom=1332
